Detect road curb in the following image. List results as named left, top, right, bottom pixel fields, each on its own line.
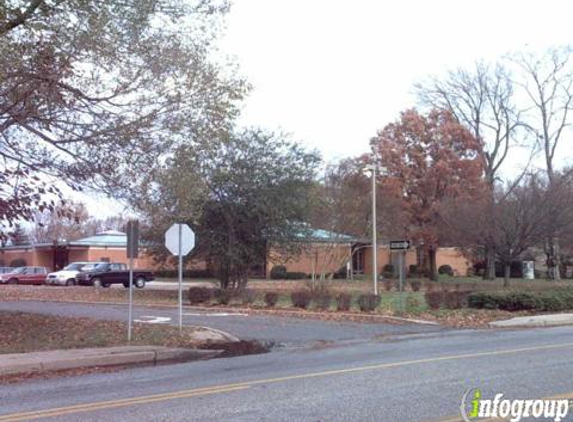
left=490, top=313, right=573, bottom=328
left=0, top=346, right=223, bottom=377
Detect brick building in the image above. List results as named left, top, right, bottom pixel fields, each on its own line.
left=0, top=229, right=471, bottom=278
left=0, top=231, right=156, bottom=271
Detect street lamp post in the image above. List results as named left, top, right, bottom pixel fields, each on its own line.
left=363, top=164, right=378, bottom=296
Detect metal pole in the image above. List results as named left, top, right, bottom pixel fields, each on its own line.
left=178, top=224, right=183, bottom=333
left=128, top=224, right=134, bottom=342
left=399, top=251, right=404, bottom=315
left=372, top=164, right=378, bottom=296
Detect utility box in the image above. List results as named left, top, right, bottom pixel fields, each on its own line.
left=522, top=261, right=535, bottom=280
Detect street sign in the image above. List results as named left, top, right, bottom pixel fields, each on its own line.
left=126, top=220, right=139, bottom=259
left=165, top=224, right=195, bottom=256
left=165, top=223, right=196, bottom=333
left=125, top=219, right=140, bottom=342
left=389, top=240, right=410, bottom=250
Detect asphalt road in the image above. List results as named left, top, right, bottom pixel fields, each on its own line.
left=1, top=301, right=573, bottom=421
left=0, top=301, right=443, bottom=346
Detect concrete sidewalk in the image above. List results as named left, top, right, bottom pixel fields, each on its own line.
left=490, top=313, right=573, bottom=328
left=0, top=346, right=222, bottom=376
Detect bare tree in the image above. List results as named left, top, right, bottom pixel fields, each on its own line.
left=29, top=202, right=89, bottom=243
left=494, top=172, right=573, bottom=285
left=416, top=61, right=524, bottom=279
left=512, top=46, right=573, bottom=280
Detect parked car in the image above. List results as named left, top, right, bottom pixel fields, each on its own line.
left=45, top=262, right=99, bottom=286
left=0, top=267, right=48, bottom=285
left=0, top=267, right=14, bottom=274
left=76, top=262, right=154, bottom=288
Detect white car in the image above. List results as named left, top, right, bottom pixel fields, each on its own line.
left=45, top=262, right=98, bottom=286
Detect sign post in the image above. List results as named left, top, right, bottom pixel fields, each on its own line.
left=126, top=219, right=139, bottom=341
left=165, top=223, right=195, bottom=332
left=389, top=240, right=410, bottom=315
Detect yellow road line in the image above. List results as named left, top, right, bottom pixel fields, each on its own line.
left=0, top=386, right=249, bottom=422
left=2, top=341, right=573, bottom=421
left=426, top=391, right=573, bottom=422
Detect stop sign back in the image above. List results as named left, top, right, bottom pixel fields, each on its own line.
left=165, top=224, right=195, bottom=256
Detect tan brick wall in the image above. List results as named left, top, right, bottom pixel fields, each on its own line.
left=362, top=246, right=470, bottom=276
left=0, top=249, right=35, bottom=267
left=436, top=248, right=471, bottom=276
left=34, top=250, right=53, bottom=269
left=86, top=248, right=157, bottom=269
left=267, top=243, right=352, bottom=277
left=68, top=249, right=90, bottom=263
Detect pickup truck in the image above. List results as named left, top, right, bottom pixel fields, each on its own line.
left=75, top=262, right=154, bottom=288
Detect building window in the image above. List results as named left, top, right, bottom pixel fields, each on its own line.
left=352, top=246, right=365, bottom=274
left=100, top=257, right=110, bottom=262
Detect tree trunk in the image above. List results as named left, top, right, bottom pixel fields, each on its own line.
left=429, top=247, right=438, bottom=281
left=546, top=236, right=562, bottom=281
left=485, top=246, right=496, bottom=280
left=503, top=262, right=510, bottom=288
left=218, top=261, right=230, bottom=290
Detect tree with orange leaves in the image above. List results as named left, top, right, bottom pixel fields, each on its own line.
left=371, top=109, right=485, bottom=280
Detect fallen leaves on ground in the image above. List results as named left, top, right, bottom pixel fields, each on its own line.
left=0, top=310, right=207, bottom=354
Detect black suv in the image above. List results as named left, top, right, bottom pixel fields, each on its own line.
left=76, top=262, right=154, bottom=288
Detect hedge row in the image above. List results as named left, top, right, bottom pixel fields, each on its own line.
left=270, top=266, right=350, bottom=280
left=188, top=287, right=381, bottom=312
left=154, top=269, right=213, bottom=279
left=467, top=291, right=573, bottom=312
left=424, top=290, right=471, bottom=310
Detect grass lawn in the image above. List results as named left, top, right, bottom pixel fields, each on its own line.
left=0, top=311, right=209, bottom=354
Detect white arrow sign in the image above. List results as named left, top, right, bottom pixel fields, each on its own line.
left=165, top=223, right=195, bottom=256
left=134, top=316, right=172, bottom=324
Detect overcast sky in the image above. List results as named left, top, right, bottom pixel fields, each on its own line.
left=220, top=0, right=573, bottom=165
left=83, top=0, right=573, bottom=217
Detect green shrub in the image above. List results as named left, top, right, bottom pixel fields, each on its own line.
left=443, top=291, right=469, bottom=309
left=285, top=272, right=307, bottom=280
left=188, top=287, right=214, bottom=304
left=467, top=292, right=498, bottom=309
left=332, top=267, right=347, bottom=279
left=383, top=278, right=393, bottom=291
left=313, top=292, right=332, bottom=310
left=357, top=294, right=381, bottom=312
left=467, top=291, right=573, bottom=312
left=291, top=290, right=312, bottom=308
left=538, top=294, right=564, bottom=312
left=264, top=291, right=279, bottom=307
left=405, top=295, right=421, bottom=312
left=408, top=264, right=418, bottom=278
left=410, top=280, right=422, bottom=292
left=382, top=264, right=394, bottom=279
left=270, top=265, right=287, bottom=280
left=155, top=269, right=213, bottom=279
left=216, top=289, right=235, bottom=305
left=438, top=265, right=454, bottom=276
left=424, top=290, right=443, bottom=310
left=240, top=289, right=258, bottom=305
left=335, top=292, right=352, bottom=311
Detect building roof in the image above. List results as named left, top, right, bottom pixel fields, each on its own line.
left=69, top=231, right=127, bottom=247
left=298, top=228, right=357, bottom=243
left=1, top=226, right=358, bottom=251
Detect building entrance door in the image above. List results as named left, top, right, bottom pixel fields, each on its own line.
left=53, top=245, right=69, bottom=271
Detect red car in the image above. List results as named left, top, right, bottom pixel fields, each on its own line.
left=0, top=267, right=48, bottom=285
